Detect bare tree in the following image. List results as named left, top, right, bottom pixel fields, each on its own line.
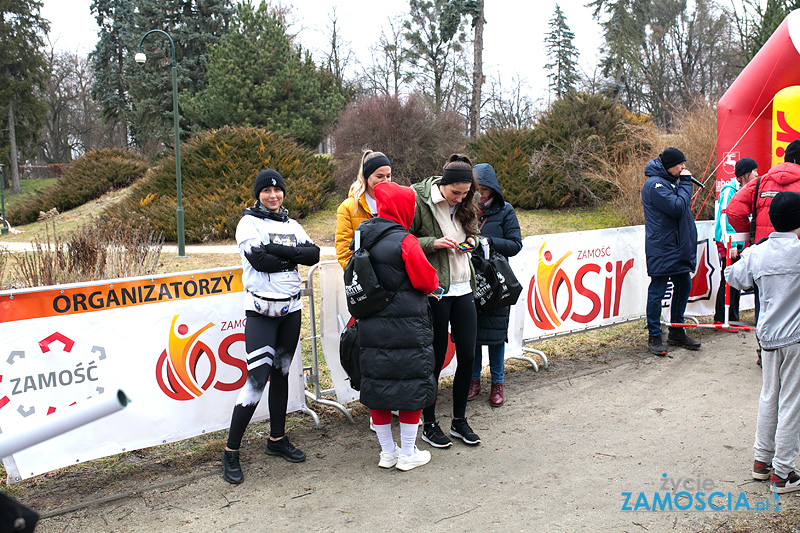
left=322, top=8, right=353, bottom=94
left=39, top=49, right=126, bottom=164
left=359, top=16, right=410, bottom=97
left=482, top=75, right=539, bottom=130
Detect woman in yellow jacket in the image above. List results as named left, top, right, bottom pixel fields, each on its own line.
left=335, top=150, right=392, bottom=270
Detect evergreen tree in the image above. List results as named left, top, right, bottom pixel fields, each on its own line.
left=90, top=0, right=233, bottom=152
left=90, top=0, right=134, bottom=145
left=732, top=0, right=800, bottom=64
left=0, top=0, right=49, bottom=193
left=181, top=1, right=345, bottom=148
left=544, top=4, right=579, bottom=99
left=441, top=0, right=484, bottom=137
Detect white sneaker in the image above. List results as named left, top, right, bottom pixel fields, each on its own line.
left=378, top=443, right=400, bottom=468
left=396, top=446, right=431, bottom=471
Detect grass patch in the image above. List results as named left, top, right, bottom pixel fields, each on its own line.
left=1, top=178, right=58, bottom=214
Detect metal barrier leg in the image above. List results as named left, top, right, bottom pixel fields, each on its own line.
left=514, top=347, right=549, bottom=371
left=299, top=398, right=321, bottom=429
left=304, top=390, right=355, bottom=424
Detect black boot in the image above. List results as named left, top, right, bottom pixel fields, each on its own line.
left=667, top=328, right=701, bottom=350
left=647, top=336, right=667, bottom=356
left=222, top=450, right=244, bottom=484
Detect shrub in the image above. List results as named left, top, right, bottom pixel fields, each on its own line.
left=331, top=93, right=466, bottom=189
left=469, top=93, right=654, bottom=209
left=10, top=150, right=148, bottom=225
left=103, top=127, right=335, bottom=242
left=468, top=128, right=537, bottom=207
left=525, top=93, right=654, bottom=209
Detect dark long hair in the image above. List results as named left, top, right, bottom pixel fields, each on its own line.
left=442, top=153, right=479, bottom=235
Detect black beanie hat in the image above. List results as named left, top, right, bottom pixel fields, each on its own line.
left=659, top=147, right=686, bottom=170
left=769, top=191, right=800, bottom=232
left=253, top=169, right=286, bottom=198
left=734, top=157, right=758, bottom=177
left=784, top=140, right=800, bottom=164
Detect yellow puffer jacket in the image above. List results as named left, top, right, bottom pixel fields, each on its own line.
left=335, top=187, right=374, bottom=270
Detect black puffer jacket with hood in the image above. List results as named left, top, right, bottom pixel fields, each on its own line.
left=474, top=163, right=522, bottom=344
left=356, top=182, right=439, bottom=411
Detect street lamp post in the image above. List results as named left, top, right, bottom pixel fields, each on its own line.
left=0, top=164, right=7, bottom=236
left=135, top=30, right=186, bottom=257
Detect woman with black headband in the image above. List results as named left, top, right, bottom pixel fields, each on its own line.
left=411, top=153, right=482, bottom=448
left=335, top=150, right=393, bottom=270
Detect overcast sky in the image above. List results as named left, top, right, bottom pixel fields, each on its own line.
left=41, top=0, right=605, bottom=104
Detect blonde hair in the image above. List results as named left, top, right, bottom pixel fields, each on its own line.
left=351, top=150, right=388, bottom=201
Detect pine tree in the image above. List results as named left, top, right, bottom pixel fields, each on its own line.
left=544, top=4, right=579, bottom=99
left=181, top=2, right=345, bottom=148
left=0, top=0, right=49, bottom=193
left=90, top=0, right=233, bottom=152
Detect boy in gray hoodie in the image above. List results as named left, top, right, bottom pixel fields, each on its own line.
left=726, top=191, right=800, bottom=493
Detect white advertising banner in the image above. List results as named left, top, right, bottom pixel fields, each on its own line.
left=0, top=267, right=306, bottom=482
left=509, top=221, right=753, bottom=343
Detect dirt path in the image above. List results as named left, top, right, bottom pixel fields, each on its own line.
left=32, top=329, right=792, bottom=532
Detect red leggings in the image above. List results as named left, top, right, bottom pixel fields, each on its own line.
left=370, top=410, right=421, bottom=425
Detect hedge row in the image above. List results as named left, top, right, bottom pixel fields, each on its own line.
left=10, top=150, right=148, bottom=225
left=102, top=127, right=335, bottom=242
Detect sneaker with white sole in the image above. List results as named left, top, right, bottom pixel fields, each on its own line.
left=396, top=446, right=431, bottom=471
left=753, top=460, right=773, bottom=481
left=450, top=418, right=481, bottom=445
left=772, top=471, right=800, bottom=493
left=378, top=443, right=400, bottom=468
left=422, top=421, right=453, bottom=448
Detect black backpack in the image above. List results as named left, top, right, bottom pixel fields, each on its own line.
left=339, top=319, right=361, bottom=390
left=343, top=230, right=391, bottom=319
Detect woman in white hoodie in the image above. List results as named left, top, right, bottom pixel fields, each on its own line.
left=222, top=169, right=320, bottom=484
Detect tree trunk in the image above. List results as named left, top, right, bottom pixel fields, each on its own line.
left=8, top=102, right=22, bottom=194
left=469, top=0, right=484, bottom=138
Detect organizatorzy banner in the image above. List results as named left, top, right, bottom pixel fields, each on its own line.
left=0, top=267, right=306, bottom=482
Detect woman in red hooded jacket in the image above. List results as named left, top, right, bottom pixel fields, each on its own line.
left=355, top=181, right=439, bottom=471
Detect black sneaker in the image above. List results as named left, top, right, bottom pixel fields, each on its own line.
left=647, top=336, right=667, bottom=356
left=265, top=436, right=306, bottom=463
left=450, top=418, right=481, bottom=445
left=222, top=450, right=244, bottom=484
left=422, top=422, right=453, bottom=448
left=667, top=329, right=701, bottom=350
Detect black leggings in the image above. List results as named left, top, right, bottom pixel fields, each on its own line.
left=226, top=310, right=301, bottom=450
left=423, top=293, right=477, bottom=423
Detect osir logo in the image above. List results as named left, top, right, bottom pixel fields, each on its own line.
left=155, top=315, right=247, bottom=401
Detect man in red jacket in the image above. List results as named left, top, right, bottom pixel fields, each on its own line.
left=728, top=140, right=800, bottom=242
left=726, top=139, right=800, bottom=366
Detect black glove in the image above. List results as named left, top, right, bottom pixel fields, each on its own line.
left=245, top=244, right=296, bottom=273
left=291, top=242, right=320, bottom=266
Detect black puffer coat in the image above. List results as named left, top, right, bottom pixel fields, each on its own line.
left=474, top=163, right=523, bottom=345
left=356, top=219, right=436, bottom=411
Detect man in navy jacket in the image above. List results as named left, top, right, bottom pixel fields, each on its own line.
left=642, top=148, right=701, bottom=356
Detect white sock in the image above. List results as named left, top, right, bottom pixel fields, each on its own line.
left=399, top=422, right=418, bottom=456
left=373, top=423, right=395, bottom=453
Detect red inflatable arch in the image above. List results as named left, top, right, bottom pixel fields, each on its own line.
left=717, top=9, right=800, bottom=194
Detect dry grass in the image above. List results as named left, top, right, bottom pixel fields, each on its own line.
left=606, top=99, right=719, bottom=226
left=7, top=213, right=163, bottom=290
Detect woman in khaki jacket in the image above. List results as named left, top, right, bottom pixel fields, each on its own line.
left=335, top=150, right=392, bottom=270
left=410, top=154, right=481, bottom=449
